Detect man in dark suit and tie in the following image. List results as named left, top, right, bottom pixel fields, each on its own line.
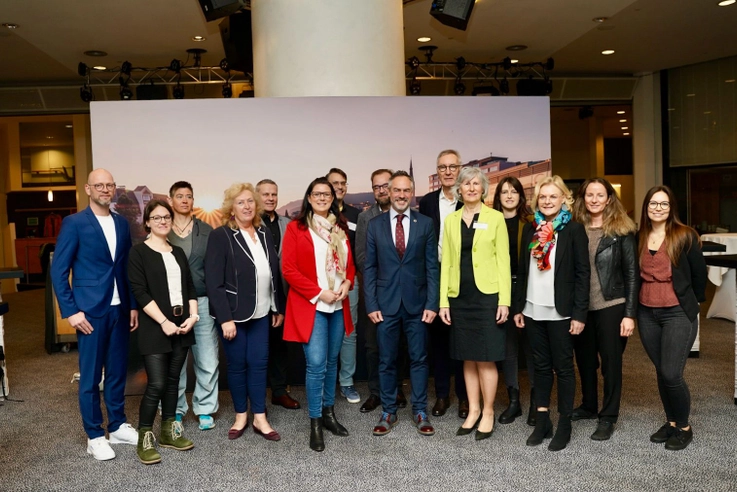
left=51, top=168, right=139, bottom=461
left=418, top=149, right=469, bottom=419
left=364, top=171, right=439, bottom=436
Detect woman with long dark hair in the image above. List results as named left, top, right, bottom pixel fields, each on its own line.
left=571, top=178, right=638, bottom=441
left=637, top=185, right=706, bottom=451
left=489, top=176, right=537, bottom=427
left=282, top=177, right=355, bottom=452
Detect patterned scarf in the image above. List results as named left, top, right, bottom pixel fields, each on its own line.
left=529, top=208, right=571, bottom=271
left=308, top=212, right=347, bottom=290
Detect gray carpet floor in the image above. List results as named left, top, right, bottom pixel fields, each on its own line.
left=1, top=288, right=736, bottom=492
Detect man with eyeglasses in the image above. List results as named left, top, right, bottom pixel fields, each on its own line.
left=256, top=179, right=301, bottom=411
left=355, top=169, right=407, bottom=412
left=418, top=149, right=469, bottom=419
left=166, top=181, right=219, bottom=430
left=51, top=168, right=139, bottom=461
left=326, top=168, right=363, bottom=405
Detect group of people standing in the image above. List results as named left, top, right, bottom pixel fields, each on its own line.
left=51, top=154, right=706, bottom=464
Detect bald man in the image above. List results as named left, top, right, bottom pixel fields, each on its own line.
left=51, top=168, right=139, bottom=461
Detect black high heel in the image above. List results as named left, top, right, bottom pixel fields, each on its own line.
left=456, top=414, right=482, bottom=436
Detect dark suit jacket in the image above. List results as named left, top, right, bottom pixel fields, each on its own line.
left=127, top=243, right=196, bottom=355
left=204, top=225, right=285, bottom=325
left=418, top=188, right=463, bottom=243
left=514, top=220, right=590, bottom=323
left=669, top=232, right=707, bottom=321
left=363, top=210, right=439, bottom=317
left=51, top=206, right=135, bottom=319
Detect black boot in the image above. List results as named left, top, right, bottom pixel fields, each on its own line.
left=527, top=388, right=537, bottom=427
left=549, top=414, right=572, bottom=451
left=310, top=418, right=325, bottom=452
left=526, top=410, right=552, bottom=446
left=322, top=406, right=349, bottom=436
left=499, top=387, right=522, bottom=424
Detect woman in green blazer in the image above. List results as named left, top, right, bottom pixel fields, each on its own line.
left=439, top=167, right=512, bottom=440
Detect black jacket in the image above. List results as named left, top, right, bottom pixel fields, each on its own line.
left=418, top=188, right=463, bottom=243
left=669, top=233, right=707, bottom=321
left=514, top=221, right=590, bottom=323
left=593, top=233, right=639, bottom=319
left=204, top=225, right=285, bottom=325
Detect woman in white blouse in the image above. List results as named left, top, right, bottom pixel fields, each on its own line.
left=204, top=183, right=285, bottom=442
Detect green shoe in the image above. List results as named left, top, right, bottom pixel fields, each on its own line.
left=160, top=418, right=194, bottom=451
left=137, top=428, right=161, bottom=465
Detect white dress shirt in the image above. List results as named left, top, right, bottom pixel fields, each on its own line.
left=389, top=208, right=410, bottom=249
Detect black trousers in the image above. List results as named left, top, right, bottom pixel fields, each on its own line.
left=268, top=326, right=299, bottom=397
left=573, top=303, right=628, bottom=422
left=525, top=317, right=575, bottom=416
left=428, top=317, right=467, bottom=400
left=139, top=336, right=188, bottom=428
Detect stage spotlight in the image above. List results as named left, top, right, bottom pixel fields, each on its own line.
left=121, top=61, right=132, bottom=76
left=77, top=62, right=88, bottom=77
left=222, top=82, right=233, bottom=98
left=456, top=56, right=466, bottom=71
left=409, top=80, right=422, bottom=95
left=80, top=85, right=94, bottom=102
left=169, top=59, right=182, bottom=73
left=502, top=57, right=512, bottom=71
left=119, top=86, right=133, bottom=100
left=545, top=79, right=553, bottom=94
left=472, top=85, right=500, bottom=96
left=219, top=58, right=230, bottom=72
left=408, top=56, right=420, bottom=70
left=545, top=57, right=555, bottom=70
left=454, top=81, right=466, bottom=95
left=500, top=78, right=510, bottom=94
left=173, top=84, right=185, bottom=99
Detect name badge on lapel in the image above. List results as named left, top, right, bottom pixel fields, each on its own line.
left=473, top=222, right=488, bottom=230
left=348, top=221, right=357, bottom=232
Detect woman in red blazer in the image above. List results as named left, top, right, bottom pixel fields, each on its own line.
left=282, top=177, right=355, bottom=452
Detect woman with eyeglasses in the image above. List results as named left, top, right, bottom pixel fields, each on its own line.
left=513, top=175, right=590, bottom=452
left=282, top=177, right=355, bottom=452
left=204, top=183, right=284, bottom=442
left=128, top=199, right=197, bottom=464
left=571, top=178, right=638, bottom=441
left=488, top=176, right=537, bottom=427
left=637, top=185, right=706, bottom=451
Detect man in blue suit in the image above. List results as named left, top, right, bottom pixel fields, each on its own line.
left=364, top=170, right=439, bottom=437
left=51, top=168, right=139, bottom=461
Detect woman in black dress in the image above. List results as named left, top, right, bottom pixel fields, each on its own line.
left=439, top=167, right=512, bottom=440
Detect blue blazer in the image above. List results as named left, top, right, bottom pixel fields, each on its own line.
left=363, top=210, right=439, bottom=317
left=51, top=206, right=135, bottom=319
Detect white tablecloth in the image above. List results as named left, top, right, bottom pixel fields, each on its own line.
left=703, top=233, right=737, bottom=322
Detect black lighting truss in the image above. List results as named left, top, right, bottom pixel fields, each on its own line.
left=405, top=57, right=553, bottom=88
left=79, top=64, right=251, bottom=88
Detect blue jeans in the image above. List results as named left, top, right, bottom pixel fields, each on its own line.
left=303, top=310, right=345, bottom=418
left=220, top=315, right=269, bottom=414
left=339, top=277, right=359, bottom=386
left=637, top=305, right=698, bottom=428
left=176, top=298, right=220, bottom=416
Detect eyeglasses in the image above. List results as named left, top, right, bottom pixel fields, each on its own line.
left=90, top=183, right=116, bottom=191
left=437, top=165, right=460, bottom=173
left=372, top=183, right=389, bottom=192
left=648, top=201, right=670, bottom=210
left=150, top=215, right=172, bottom=223
left=311, top=192, right=333, bottom=199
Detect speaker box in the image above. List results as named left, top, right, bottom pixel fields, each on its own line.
left=430, top=0, right=475, bottom=31
left=198, top=0, right=248, bottom=22
left=136, top=84, right=169, bottom=100
left=219, top=11, right=253, bottom=74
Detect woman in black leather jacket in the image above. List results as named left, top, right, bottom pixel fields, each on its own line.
left=571, top=178, right=638, bottom=441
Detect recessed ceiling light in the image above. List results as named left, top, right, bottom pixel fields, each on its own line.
left=93, top=66, right=107, bottom=70
left=506, top=45, right=528, bottom=51
left=65, top=124, right=73, bottom=129
left=602, top=49, right=615, bottom=55
left=417, top=36, right=432, bottom=43
left=619, top=119, right=627, bottom=123
left=718, top=0, right=735, bottom=6
left=623, top=132, right=630, bottom=136
left=686, top=93, right=696, bottom=97
left=510, top=59, right=519, bottom=64
left=2, top=23, right=19, bottom=29
left=46, top=136, right=54, bottom=139
left=592, top=17, right=608, bottom=22
left=84, top=50, right=108, bottom=57
left=726, top=79, right=736, bottom=83
left=704, top=111, right=712, bottom=114
left=616, top=110, right=625, bottom=114
left=668, top=108, right=676, bottom=111
left=192, top=35, right=206, bottom=42
left=621, top=126, right=628, bottom=130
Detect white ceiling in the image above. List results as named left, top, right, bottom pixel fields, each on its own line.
left=0, top=0, right=736, bottom=86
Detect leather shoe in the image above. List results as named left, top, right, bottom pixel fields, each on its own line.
left=373, top=412, right=398, bottom=436
left=228, top=422, right=248, bottom=440
left=414, top=412, right=435, bottom=436
left=396, top=390, right=408, bottom=409
left=271, top=393, right=301, bottom=410
left=571, top=406, right=597, bottom=421
left=456, top=415, right=482, bottom=436
left=650, top=423, right=676, bottom=443
left=432, top=397, right=450, bottom=417
left=665, top=427, right=693, bottom=451
left=591, top=421, right=614, bottom=441
left=360, top=394, right=381, bottom=413
left=458, top=400, right=470, bottom=419
left=253, top=424, right=281, bottom=441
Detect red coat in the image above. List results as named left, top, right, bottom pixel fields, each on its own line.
left=282, top=220, right=355, bottom=343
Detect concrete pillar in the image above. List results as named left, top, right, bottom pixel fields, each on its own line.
left=251, top=0, right=405, bottom=97
left=632, top=72, right=663, bottom=225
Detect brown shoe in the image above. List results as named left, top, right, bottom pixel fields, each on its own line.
left=271, top=393, right=301, bottom=410
left=360, top=394, right=381, bottom=413
left=432, top=397, right=450, bottom=417
left=458, top=400, right=470, bottom=419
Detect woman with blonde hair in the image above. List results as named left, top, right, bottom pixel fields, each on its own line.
left=571, top=178, right=638, bottom=441
left=513, top=175, right=590, bottom=451
left=205, top=183, right=285, bottom=441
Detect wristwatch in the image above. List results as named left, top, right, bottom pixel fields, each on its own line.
left=190, top=314, right=200, bottom=322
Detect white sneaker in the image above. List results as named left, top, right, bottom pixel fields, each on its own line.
left=109, top=423, right=138, bottom=445
left=87, top=437, right=115, bottom=461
